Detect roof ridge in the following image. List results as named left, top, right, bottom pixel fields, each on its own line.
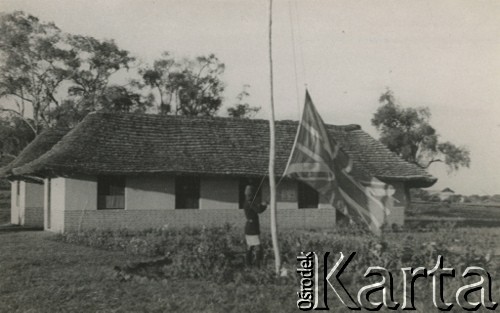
left=88, top=111, right=361, bottom=131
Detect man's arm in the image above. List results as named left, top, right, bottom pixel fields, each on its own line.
left=253, top=201, right=268, bottom=214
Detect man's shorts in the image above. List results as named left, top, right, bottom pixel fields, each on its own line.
left=245, top=235, right=260, bottom=246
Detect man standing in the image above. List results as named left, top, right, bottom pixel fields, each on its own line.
left=243, top=185, right=267, bottom=267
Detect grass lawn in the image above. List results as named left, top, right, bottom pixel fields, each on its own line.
left=1, top=198, right=500, bottom=312
left=1, top=227, right=500, bottom=312
left=408, top=202, right=500, bottom=220
left=0, top=231, right=297, bottom=313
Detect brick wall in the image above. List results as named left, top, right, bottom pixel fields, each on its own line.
left=62, top=207, right=336, bottom=232
left=24, top=207, right=44, bottom=227
left=24, top=182, right=44, bottom=227
left=25, top=182, right=44, bottom=208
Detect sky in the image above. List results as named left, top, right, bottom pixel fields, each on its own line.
left=1, top=0, right=499, bottom=195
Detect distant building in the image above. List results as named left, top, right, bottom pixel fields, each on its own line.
left=2, top=112, right=436, bottom=232
left=439, top=188, right=455, bottom=201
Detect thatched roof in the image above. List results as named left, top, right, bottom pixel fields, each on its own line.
left=0, top=128, right=69, bottom=180
left=0, top=155, right=15, bottom=168
left=12, top=112, right=436, bottom=188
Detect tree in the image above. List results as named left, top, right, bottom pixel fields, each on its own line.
left=479, top=195, right=490, bottom=203
left=0, top=115, right=35, bottom=158
left=56, top=34, right=136, bottom=126
left=138, top=51, right=176, bottom=114
left=0, top=11, right=137, bottom=130
left=372, top=89, right=470, bottom=172
left=468, top=195, right=480, bottom=203
left=0, top=11, right=72, bottom=133
left=0, top=11, right=140, bottom=160
left=139, top=52, right=225, bottom=116
left=410, top=188, right=431, bottom=201
left=227, top=85, right=261, bottom=118
left=97, top=85, right=149, bottom=114
left=49, top=85, right=149, bottom=128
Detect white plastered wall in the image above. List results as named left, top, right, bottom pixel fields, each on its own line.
left=199, top=177, right=239, bottom=209
left=45, top=177, right=65, bottom=232
left=10, top=181, right=19, bottom=225
left=386, top=181, right=406, bottom=226
left=45, top=176, right=97, bottom=232
left=10, top=181, right=43, bottom=226
left=126, top=176, right=175, bottom=210
left=261, top=180, right=297, bottom=209
left=261, top=179, right=334, bottom=211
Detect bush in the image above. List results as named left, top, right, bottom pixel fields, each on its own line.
left=53, top=223, right=498, bottom=291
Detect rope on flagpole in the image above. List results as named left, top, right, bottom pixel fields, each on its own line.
left=249, top=172, right=287, bottom=207
left=249, top=172, right=288, bottom=204
left=288, top=0, right=301, bottom=118
left=293, top=0, right=308, bottom=87
left=276, top=175, right=286, bottom=189
left=250, top=174, right=267, bottom=207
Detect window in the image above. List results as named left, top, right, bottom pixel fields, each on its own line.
left=239, top=178, right=262, bottom=209
left=175, top=176, right=200, bottom=209
left=16, top=180, right=20, bottom=206
left=98, top=176, right=125, bottom=209
left=298, top=182, right=319, bottom=209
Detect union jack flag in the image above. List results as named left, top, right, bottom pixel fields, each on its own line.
left=284, top=91, right=394, bottom=235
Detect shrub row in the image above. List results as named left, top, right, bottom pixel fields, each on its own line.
left=54, top=223, right=498, bottom=287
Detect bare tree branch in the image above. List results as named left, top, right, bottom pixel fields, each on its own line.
left=414, top=158, right=443, bottom=169
left=0, top=108, right=37, bottom=135
left=0, top=152, right=17, bottom=159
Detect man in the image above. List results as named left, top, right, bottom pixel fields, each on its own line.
left=243, top=185, right=267, bottom=267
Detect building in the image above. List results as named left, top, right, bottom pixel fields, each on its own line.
left=4, top=112, right=436, bottom=232
left=439, top=187, right=455, bottom=201
left=0, top=128, right=68, bottom=227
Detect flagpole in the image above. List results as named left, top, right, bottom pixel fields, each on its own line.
left=268, top=0, right=281, bottom=276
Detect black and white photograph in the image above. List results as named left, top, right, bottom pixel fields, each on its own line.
left=0, top=0, right=499, bottom=312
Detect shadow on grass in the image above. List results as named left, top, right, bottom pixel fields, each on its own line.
left=0, top=224, right=44, bottom=233
left=406, top=217, right=500, bottom=229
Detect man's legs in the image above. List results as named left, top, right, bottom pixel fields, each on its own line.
left=246, top=245, right=255, bottom=266
left=255, top=244, right=263, bottom=267
left=246, top=244, right=264, bottom=267
left=245, top=235, right=262, bottom=267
